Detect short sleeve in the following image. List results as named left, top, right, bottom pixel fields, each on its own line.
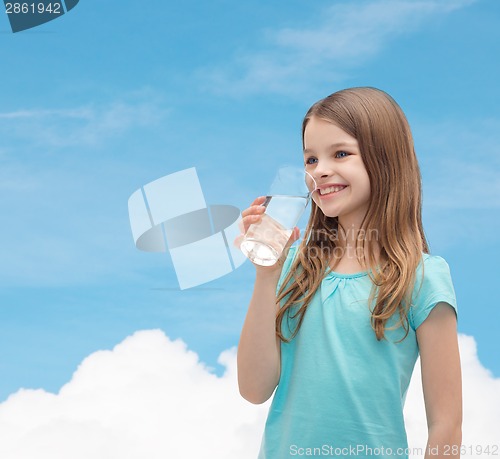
left=276, top=245, right=299, bottom=295
left=409, top=255, right=458, bottom=330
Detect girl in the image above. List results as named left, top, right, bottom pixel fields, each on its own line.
left=236, top=87, right=462, bottom=459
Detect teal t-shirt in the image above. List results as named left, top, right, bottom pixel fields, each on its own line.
left=258, top=246, right=458, bottom=459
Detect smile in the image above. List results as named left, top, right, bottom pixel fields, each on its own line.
left=318, top=185, right=348, bottom=198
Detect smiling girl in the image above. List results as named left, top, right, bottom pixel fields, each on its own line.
left=236, top=87, right=462, bottom=459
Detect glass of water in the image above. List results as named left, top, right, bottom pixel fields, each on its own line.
left=239, top=165, right=316, bottom=266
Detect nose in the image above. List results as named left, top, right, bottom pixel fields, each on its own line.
left=312, top=159, right=334, bottom=181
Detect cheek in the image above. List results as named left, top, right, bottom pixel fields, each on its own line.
left=360, top=176, right=371, bottom=200
left=352, top=164, right=371, bottom=194
left=312, top=194, right=320, bottom=208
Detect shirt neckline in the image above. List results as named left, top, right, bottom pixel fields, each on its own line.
left=324, top=251, right=429, bottom=279
left=324, top=269, right=370, bottom=279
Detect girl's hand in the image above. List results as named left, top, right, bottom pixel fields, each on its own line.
left=234, top=196, right=301, bottom=277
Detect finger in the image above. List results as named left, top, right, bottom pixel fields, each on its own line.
left=237, top=211, right=264, bottom=235
left=233, top=234, right=243, bottom=248
left=241, top=203, right=267, bottom=218
left=252, top=196, right=267, bottom=205
left=241, top=196, right=266, bottom=216
left=241, top=207, right=266, bottom=220
left=237, top=218, right=245, bottom=234
left=240, top=214, right=263, bottom=233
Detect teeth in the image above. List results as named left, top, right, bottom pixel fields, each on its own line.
left=319, top=186, right=346, bottom=195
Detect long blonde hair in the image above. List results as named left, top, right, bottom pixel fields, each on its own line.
left=276, top=87, right=429, bottom=342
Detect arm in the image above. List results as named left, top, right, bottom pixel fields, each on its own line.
left=416, top=302, right=462, bottom=459
left=237, top=270, right=282, bottom=404
left=235, top=197, right=299, bottom=405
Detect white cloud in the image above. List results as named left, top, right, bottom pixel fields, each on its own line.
left=200, top=0, right=477, bottom=96
left=0, top=330, right=269, bottom=459
left=0, top=91, right=168, bottom=148
left=0, top=330, right=497, bottom=459
left=405, top=334, right=500, bottom=458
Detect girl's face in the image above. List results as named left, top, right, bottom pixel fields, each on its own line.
left=303, top=116, right=371, bottom=229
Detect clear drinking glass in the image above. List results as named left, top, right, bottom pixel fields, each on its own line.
left=240, top=165, right=316, bottom=266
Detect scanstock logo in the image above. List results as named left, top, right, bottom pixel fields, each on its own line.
left=128, top=168, right=247, bottom=290
left=3, top=0, right=79, bottom=33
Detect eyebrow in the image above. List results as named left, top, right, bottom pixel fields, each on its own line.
left=303, top=142, right=358, bottom=155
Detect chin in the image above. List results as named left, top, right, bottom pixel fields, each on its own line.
left=317, top=205, right=340, bottom=219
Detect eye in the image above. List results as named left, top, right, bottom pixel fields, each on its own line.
left=335, top=151, right=349, bottom=158
left=304, top=157, right=317, bottom=165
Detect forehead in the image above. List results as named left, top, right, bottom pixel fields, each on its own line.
left=303, top=117, right=358, bottom=150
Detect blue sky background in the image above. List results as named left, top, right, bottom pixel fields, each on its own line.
left=0, top=0, right=499, bottom=401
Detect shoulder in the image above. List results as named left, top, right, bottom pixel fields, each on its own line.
left=417, top=254, right=456, bottom=293
left=420, top=252, right=451, bottom=270
left=409, top=252, right=458, bottom=331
